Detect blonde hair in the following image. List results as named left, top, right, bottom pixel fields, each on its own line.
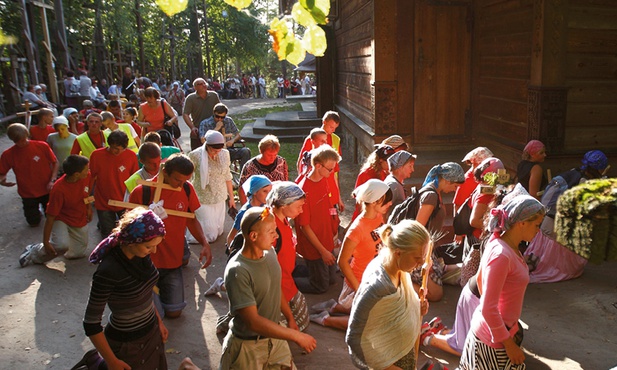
left=380, top=219, right=431, bottom=263
left=258, top=134, right=281, bottom=153
left=311, top=144, right=341, bottom=166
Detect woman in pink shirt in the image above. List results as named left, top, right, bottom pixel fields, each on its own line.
left=459, top=194, right=545, bottom=369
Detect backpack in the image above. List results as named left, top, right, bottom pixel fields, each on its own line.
left=388, top=186, right=438, bottom=225
left=68, top=79, right=81, bottom=97
left=540, top=168, right=583, bottom=217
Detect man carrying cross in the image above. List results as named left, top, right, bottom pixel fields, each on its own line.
left=128, top=153, right=213, bottom=319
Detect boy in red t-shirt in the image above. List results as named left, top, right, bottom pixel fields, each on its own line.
left=29, top=108, right=56, bottom=142
left=294, top=145, right=341, bottom=294
left=0, top=123, right=58, bottom=226
left=89, top=130, right=138, bottom=237
left=298, top=111, right=344, bottom=211
left=20, top=155, right=91, bottom=267
left=129, top=154, right=212, bottom=318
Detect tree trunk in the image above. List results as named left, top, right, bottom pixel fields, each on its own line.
left=93, top=0, right=106, bottom=80
left=135, top=0, right=146, bottom=76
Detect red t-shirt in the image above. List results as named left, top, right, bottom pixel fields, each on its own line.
left=298, top=136, right=341, bottom=205
left=470, top=187, right=495, bottom=239
left=0, top=141, right=56, bottom=198
left=89, top=148, right=138, bottom=211
left=46, top=174, right=91, bottom=227
left=30, top=125, right=56, bottom=142
left=275, top=215, right=299, bottom=301
left=129, top=179, right=201, bottom=269
left=69, top=122, right=86, bottom=135
left=295, top=176, right=337, bottom=261
left=345, top=214, right=384, bottom=284
left=453, top=169, right=478, bottom=210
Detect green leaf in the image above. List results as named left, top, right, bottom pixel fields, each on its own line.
left=155, top=0, right=188, bottom=16
left=299, top=0, right=330, bottom=24
left=302, top=25, right=327, bottom=57
left=292, top=3, right=316, bottom=27
left=223, top=0, right=253, bottom=10
left=286, top=38, right=306, bottom=66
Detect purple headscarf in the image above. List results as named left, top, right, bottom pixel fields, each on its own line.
left=89, top=209, right=166, bottom=264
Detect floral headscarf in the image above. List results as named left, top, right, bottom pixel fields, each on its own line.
left=89, top=209, right=166, bottom=264
left=487, top=195, right=545, bottom=236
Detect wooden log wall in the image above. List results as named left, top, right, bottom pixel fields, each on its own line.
left=334, top=0, right=374, bottom=131
left=563, top=0, right=617, bottom=154
left=332, top=0, right=375, bottom=164
left=472, top=0, right=535, bottom=170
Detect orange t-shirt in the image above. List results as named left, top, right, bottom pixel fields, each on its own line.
left=140, top=101, right=165, bottom=131
left=345, top=213, right=384, bottom=284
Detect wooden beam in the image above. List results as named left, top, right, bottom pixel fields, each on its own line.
left=40, top=7, right=59, bottom=103
left=30, top=0, right=54, bottom=10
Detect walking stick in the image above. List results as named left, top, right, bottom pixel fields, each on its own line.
left=415, top=238, right=435, bottom=361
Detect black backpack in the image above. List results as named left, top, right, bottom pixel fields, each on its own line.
left=388, top=186, right=439, bottom=225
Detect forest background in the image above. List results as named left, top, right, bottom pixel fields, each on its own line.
left=0, top=0, right=308, bottom=116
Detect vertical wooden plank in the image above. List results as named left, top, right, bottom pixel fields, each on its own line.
left=39, top=7, right=59, bottom=103
left=528, top=0, right=568, bottom=154
left=372, top=0, right=398, bottom=138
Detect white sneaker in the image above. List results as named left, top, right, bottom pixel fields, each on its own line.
left=204, top=277, right=224, bottom=296
left=309, top=311, right=330, bottom=326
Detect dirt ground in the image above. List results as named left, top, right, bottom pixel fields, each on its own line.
left=0, top=98, right=616, bottom=370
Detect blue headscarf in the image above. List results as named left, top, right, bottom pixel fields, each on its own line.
left=581, top=150, right=608, bottom=172
left=242, top=175, right=272, bottom=199
left=422, top=162, right=465, bottom=188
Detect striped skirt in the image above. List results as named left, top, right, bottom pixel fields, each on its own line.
left=459, top=334, right=525, bottom=370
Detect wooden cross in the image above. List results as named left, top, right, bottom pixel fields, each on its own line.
left=108, top=167, right=195, bottom=218
left=16, top=101, right=39, bottom=130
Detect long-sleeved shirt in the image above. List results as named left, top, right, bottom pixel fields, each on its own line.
left=470, top=238, right=530, bottom=348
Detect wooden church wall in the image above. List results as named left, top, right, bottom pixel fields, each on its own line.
left=332, top=0, right=375, bottom=163
left=563, top=0, right=617, bottom=154
left=471, top=0, right=535, bottom=169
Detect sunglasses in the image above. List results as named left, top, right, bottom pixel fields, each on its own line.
left=207, top=143, right=225, bottom=149
left=214, top=114, right=226, bottom=120
left=248, top=207, right=271, bottom=231
left=322, top=165, right=335, bottom=173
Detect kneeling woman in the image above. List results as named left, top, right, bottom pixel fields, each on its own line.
left=346, top=219, right=430, bottom=369
left=459, top=195, right=545, bottom=369
left=83, top=208, right=168, bottom=370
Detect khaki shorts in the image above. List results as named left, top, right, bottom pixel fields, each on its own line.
left=219, top=332, right=295, bottom=370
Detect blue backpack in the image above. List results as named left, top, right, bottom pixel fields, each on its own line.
left=540, top=169, right=583, bottom=218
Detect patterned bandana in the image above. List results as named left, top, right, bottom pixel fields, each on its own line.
left=462, top=147, right=493, bottom=164
left=487, top=195, right=545, bottom=235
left=89, top=209, right=166, bottom=264
left=422, top=162, right=465, bottom=188
left=266, top=181, right=305, bottom=208
left=523, top=140, right=545, bottom=156
left=387, top=151, right=416, bottom=171
left=581, top=150, right=608, bottom=171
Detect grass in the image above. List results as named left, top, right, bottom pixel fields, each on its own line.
left=234, top=103, right=302, bottom=121
left=234, top=103, right=303, bottom=176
